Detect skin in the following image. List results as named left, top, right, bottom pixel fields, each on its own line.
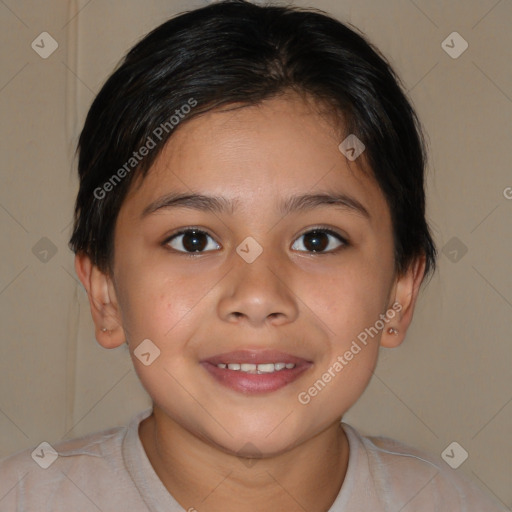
left=75, top=92, right=425, bottom=512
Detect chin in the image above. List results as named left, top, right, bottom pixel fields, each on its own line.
left=198, top=416, right=307, bottom=459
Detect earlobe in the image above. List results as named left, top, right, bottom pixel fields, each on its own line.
left=380, top=255, right=426, bottom=349
left=74, top=253, right=126, bottom=349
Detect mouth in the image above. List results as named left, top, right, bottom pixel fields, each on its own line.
left=200, top=350, right=313, bottom=394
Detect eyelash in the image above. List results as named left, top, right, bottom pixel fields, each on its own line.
left=161, top=225, right=349, bottom=256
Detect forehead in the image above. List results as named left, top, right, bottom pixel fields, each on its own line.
left=121, top=94, right=389, bottom=222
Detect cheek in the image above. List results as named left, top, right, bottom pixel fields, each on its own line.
left=298, top=276, right=385, bottom=415
left=303, top=263, right=391, bottom=338
left=120, top=270, right=204, bottom=408
left=115, top=261, right=209, bottom=344
left=298, top=252, right=392, bottom=392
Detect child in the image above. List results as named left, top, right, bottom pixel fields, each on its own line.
left=0, top=1, right=507, bottom=510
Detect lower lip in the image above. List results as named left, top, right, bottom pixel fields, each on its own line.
left=201, top=362, right=312, bottom=394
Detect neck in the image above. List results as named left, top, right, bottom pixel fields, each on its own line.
left=139, top=408, right=350, bottom=512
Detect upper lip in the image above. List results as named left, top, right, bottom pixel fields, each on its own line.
left=202, top=350, right=312, bottom=366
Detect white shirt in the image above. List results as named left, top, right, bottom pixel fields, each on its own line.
left=0, top=408, right=507, bottom=511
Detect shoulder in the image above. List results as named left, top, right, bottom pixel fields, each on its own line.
left=0, top=409, right=152, bottom=511
left=341, top=423, right=507, bottom=511
left=0, top=425, right=124, bottom=488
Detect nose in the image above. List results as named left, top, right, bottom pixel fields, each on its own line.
left=217, top=248, right=299, bottom=327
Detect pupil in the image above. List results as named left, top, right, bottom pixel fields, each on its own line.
left=304, top=231, right=328, bottom=252
left=183, top=230, right=207, bottom=252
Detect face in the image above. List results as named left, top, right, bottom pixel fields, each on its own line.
left=96, top=94, right=405, bottom=456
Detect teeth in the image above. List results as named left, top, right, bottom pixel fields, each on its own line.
left=257, top=363, right=275, bottom=373
left=218, top=362, right=296, bottom=373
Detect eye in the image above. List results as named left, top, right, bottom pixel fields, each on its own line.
left=291, top=228, right=347, bottom=253
left=165, top=229, right=220, bottom=253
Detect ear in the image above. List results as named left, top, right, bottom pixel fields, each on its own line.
left=74, top=252, right=126, bottom=349
left=380, top=255, right=426, bottom=349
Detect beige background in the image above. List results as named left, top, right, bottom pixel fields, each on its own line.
left=0, top=0, right=510, bottom=508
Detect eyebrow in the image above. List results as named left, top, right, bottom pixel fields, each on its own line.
left=141, top=191, right=370, bottom=219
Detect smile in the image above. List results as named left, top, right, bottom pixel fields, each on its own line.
left=201, top=350, right=312, bottom=394
left=216, top=362, right=296, bottom=373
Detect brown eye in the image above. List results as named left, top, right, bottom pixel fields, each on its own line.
left=291, top=229, right=346, bottom=253
left=166, top=229, right=220, bottom=253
